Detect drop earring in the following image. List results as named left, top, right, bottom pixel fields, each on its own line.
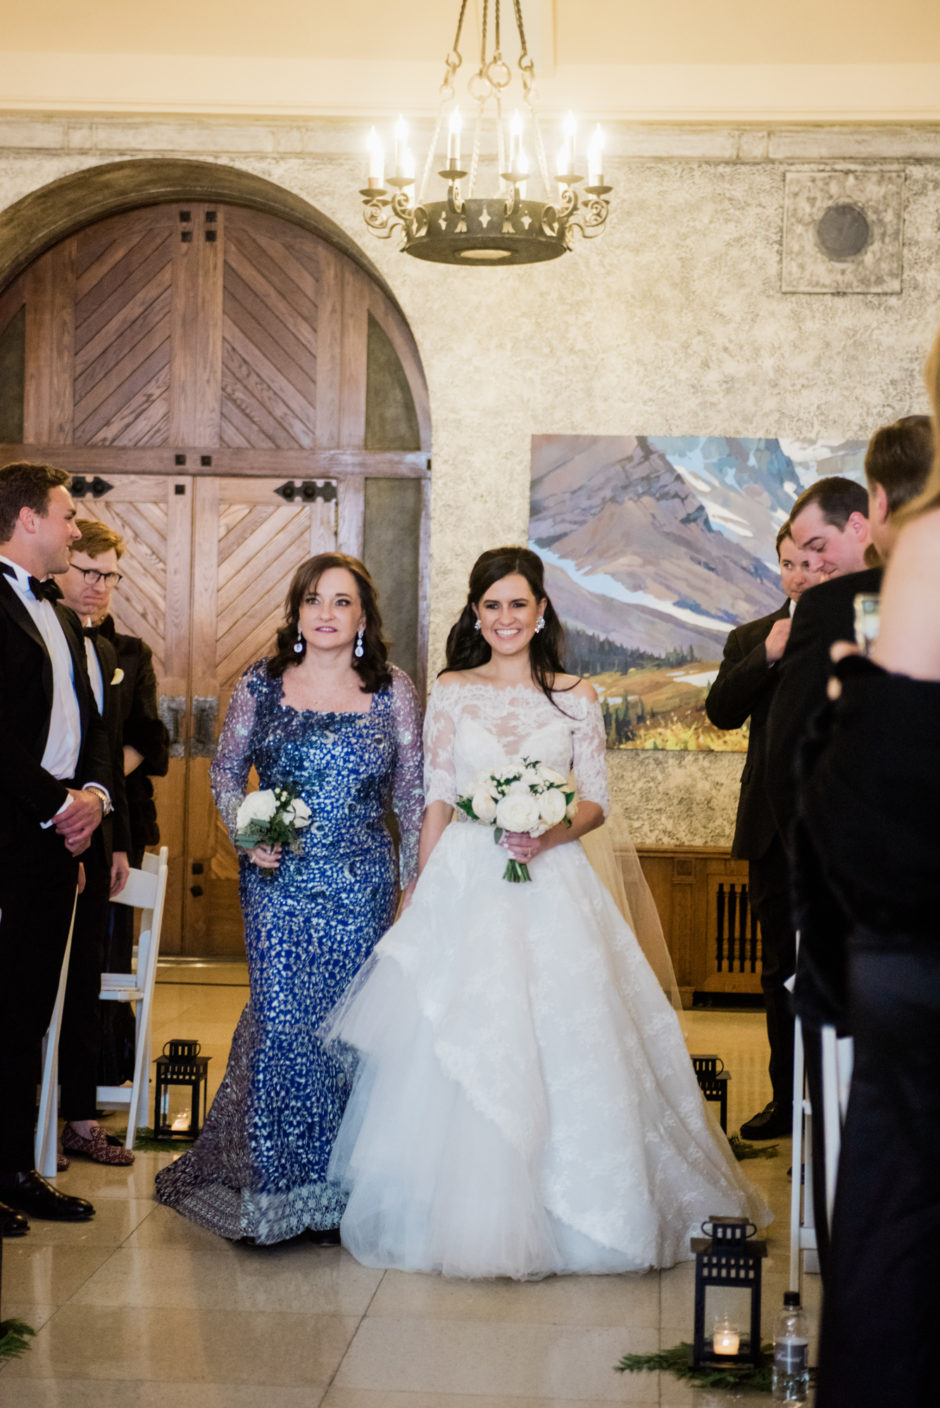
left=354, top=628, right=365, bottom=659
left=473, top=618, right=482, bottom=632
left=535, top=615, right=545, bottom=634
left=293, top=623, right=305, bottom=654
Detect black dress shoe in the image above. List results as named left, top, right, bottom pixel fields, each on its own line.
left=0, top=1198, right=29, bottom=1237
left=739, top=1101, right=792, bottom=1141
left=0, top=1170, right=95, bottom=1221
left=308, top=1226, right=341, bottom=1246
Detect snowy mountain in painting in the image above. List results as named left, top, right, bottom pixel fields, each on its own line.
left=530, top=433, right=866, bottom=659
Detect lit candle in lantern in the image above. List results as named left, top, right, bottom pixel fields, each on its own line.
left=509, top=109, right=523, bottom=171
left=587, top=124, right=605, bottom=186
left=447, top=108, right=462, bottom=164
left=712, top=1319, right=740, bottom=1356
left=402, top=146, right=416, bottom=189
left=394, top=115, right=408, bottom=177
left=366, top=127, right=385, bottom=187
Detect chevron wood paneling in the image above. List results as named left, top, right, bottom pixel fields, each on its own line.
left=221, top=210, right=319, bottom=449
left=71, top=212, right=176, bottom=447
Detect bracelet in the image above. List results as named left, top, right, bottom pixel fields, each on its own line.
left=84, top=785, right=112, bottom=816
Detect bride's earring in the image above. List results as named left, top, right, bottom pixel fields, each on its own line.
left=354, top=627, right=365, bottom=659
left=535, top=615, right=545, bottom=634
left=473, top=618, right=482, bottom=632
left=293, top=623, right=305, bottom=655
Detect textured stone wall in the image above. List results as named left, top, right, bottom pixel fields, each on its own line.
left=2, top=117, right=939, bottom=844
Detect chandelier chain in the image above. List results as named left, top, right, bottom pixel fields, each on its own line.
left=512, top=0, right=529, bottom=62
left=480, top=0, right=490, bottom=72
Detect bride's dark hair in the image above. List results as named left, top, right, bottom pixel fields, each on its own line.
left=442, top=546, right=571, bottom=704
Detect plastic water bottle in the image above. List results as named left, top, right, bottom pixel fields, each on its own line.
left=772, top=1291, right=810, bottom=1404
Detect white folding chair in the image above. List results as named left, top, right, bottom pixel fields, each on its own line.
left=34, top=890, right=80, bottom=1177
left=95, top=846, right=169, bottom=1148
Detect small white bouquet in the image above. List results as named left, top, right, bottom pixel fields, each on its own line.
left=235, top=784, right=312, bottom=880
left=457, top=757, right=576, bottom=883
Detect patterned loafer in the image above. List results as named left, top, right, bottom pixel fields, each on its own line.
left=62, top=1123, right=135, bottom=1166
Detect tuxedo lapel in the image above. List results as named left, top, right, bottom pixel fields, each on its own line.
left=0, top=573, right=55, bottom=703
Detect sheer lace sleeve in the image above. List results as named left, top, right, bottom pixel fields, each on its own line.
left=209, top=661, right=265, bottom=842
left=572, top=696, right=610, bottom=816
left=423, top=679, right=459, bottom=808
left=389, top=666, right=425, bottom=886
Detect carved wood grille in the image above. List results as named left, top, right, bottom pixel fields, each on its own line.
left=711, top=879, right=762, bottom=974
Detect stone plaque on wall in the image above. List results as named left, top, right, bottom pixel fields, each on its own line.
left=782, top=169, right=904, bottom=294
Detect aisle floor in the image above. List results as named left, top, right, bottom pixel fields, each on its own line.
left=1, top=962, right=817, bottom=1406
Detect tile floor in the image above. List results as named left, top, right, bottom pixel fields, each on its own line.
left=1, top=963, right=819, bottom=1406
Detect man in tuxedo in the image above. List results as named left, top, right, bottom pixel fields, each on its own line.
left=53, top=519, right=134, bottom=1167
left=705, top=524, right=823, bottom=1140
left=767, top=422, right=934, bottom=843
left=765, top=420, right=934, bottom=1266
left=0, top=462, right=112, bottom=1235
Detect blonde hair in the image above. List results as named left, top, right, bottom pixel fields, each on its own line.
left=903, top=330, right=940, bottom=519
left=74, top=518, right=125, bottom=559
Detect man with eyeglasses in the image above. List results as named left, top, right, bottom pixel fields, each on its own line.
left=51, top=520, right=136, bottom=1167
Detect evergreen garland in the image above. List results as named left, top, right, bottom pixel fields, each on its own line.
left=616, top=1340, right=775, bottom=1391
left=0, top=1319, right=35, bottom=1363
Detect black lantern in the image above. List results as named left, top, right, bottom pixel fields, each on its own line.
left=691, top=1054, right=730, bottom=1132
left=153, top=1039, right=211, bottom=1140
left=691, top=1215, right=767, bottom=1368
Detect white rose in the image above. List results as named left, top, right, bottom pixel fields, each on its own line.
left=521, top=766, right=543, bottom=788
left=507, top=779, right=530, bottom=798
left=566, top=798, right=579, bottom=821
left=538, top=788, right=567, bottom=826
left=288, top=797, right=312, bottom=828
left=471, top=790, right=498, bottom=823
left=538, top=766, right=566, bottom=788
left=495, top=793, right=540, bottom=834
left=236, top=789, right=277, bottom=829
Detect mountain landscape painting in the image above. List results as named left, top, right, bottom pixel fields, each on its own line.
left=529, top=434, right=867, bottom=750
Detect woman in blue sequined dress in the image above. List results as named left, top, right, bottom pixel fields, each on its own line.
left=155, top=554, right=423, bottom=1244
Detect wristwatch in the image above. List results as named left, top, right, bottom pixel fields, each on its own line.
left=84, top=785, right=112, bottom=816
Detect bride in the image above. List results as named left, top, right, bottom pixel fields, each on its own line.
left=324, top=546, right=771, bottom=1278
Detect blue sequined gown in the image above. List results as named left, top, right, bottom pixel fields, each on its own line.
left=155, top=660, right=423, bottom=1243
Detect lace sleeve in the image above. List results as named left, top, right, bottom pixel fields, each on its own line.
left=572, top=696, right=610, bottom=816
left=389, top=666, right=425, bottom=886
left=423, top=679, right=459, bottom=808
left=209, top=663, right=263, bottom=842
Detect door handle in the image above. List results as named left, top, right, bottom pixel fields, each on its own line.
left=158, top=695, right=186, bottom=758
left=191, top=696, right=219, bottom=758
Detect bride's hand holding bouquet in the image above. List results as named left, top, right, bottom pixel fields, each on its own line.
left=457, top=759, right=576, bottom=882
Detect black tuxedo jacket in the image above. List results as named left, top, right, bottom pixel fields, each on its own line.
left=765, top=566, right=883, bottom=845
left=705, top=600, right=790, bottom=861
left=99, top=616, right=169, bottom=852
left=84, top=627, right=131, bottom=861
left=0, top=574, right=112, bottom=849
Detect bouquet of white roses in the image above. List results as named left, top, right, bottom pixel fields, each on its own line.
left=235, top=784, right=312, bottom=879
left=457, top=757, right=576, bottom=883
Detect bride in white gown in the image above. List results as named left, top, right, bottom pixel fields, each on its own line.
left=324, top=546, right=771, bottom=1278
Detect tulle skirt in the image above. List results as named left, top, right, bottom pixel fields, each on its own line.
left=324, top=821, right=771, bottom=1278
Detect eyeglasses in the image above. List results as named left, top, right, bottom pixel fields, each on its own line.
left=69, top=564, right=123, bottom=587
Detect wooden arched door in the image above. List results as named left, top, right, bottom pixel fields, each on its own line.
left=0, top=200, right=430, bottom=954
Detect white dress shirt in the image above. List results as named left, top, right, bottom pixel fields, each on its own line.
left=0, top=554, right=82, bottom=782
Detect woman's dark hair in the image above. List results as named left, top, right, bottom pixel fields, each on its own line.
left=267, top=552, right=392, bottom=692
left=442, top=545, right=570, bottom=704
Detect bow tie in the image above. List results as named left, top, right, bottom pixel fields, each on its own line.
left=83, top=624, right=99, bottom=640
left=29, top=576, right=64, bottom=603
left=0, top=561, right=63, bottom=602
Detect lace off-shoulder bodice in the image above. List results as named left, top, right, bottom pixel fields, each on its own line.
left=423, top=678, right=610, bottom=816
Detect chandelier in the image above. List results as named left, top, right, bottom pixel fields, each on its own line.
left=359, top=0, right=612, bottom=266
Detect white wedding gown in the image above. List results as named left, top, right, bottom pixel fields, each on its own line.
left=324, top=679, right=771, bottom=1278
